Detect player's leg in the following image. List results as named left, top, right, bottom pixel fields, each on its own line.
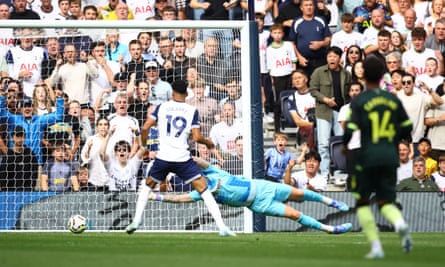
left=126, top=177, right=157, bottom=234
left=377, top=166, right=412, bottom=253
left=256, top=184, right=351, bottom=234
left=354, top=167, right=384, bottom=259
left=191, top=176, right=235, bottom=237
left=287, top=187, right=349, bottom=211
left=282, top=204, right=352, bottom=234
left=183, top=159, right=234, bottom=236
left=126, top=160, right=167, bottom=234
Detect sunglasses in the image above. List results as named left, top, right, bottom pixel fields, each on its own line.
left=348, top=50, right=360, bottom=55
left=115, top=148, right=128, bottom=153
left=401, top=80, right=412, bottom=85
left=387, top=61, right=398, bottom=64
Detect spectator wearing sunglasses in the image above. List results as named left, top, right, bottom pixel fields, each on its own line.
left=396, top=72, right=444, bottom=156
left=99, top=125, right=145, bottom=192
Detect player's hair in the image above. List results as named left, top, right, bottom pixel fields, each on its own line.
left=341, top=13, right=354, bottom=23
left=235, top=135, right=243, bottom=143
left=411, top=27, right=427, bottom=39
left=438, top=154, right=445, bottom=163
left=304, top=150, right=321, bottom=162
left=363, top=56, right=385, bottom=83
left=273, top=132, right=288, bottom=141
left=171, top=80, right=188, bottom=94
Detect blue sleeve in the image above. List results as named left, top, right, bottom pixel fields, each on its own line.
left=38, top=97, right=64, bottom=127
left=0, top=96, right=16, bottom=124
left=192, top=109, right=200, bottom=127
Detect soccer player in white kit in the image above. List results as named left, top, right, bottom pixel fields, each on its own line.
left=126, top=80, right=234, bottom=236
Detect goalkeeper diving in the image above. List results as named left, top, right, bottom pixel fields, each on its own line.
left=136, top=157, right=353, bottom=234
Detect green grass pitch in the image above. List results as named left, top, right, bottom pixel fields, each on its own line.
left=1, top=232, right=444, bottom=267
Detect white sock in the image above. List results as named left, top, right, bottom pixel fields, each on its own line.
left=133, top=185, right=152, bottom=225
left=394, top=219, right=407, bottom=232
left=371, top=240, right=383, bottom=253
left=200, top=189, right=227, bottom=230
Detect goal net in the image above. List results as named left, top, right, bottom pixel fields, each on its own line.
left=0, top=20, right=257, bottom=232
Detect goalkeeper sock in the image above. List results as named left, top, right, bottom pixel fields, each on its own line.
left=133, top=185, right=152, bottom=225
left=301, top=189, right=323, bottom=203
left=357, top=205, right=379, bottom=243
left=297, top=213, right=322, bottom=231
left=200, top=188, right=227, bottom=230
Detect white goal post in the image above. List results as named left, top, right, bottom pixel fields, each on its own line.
left=0, top=20, right=256, bottom=233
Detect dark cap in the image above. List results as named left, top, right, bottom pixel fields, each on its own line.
left=145, top=60, right=159, bottom=69
left=418, top=137, right=431, bottom=146
left=12, top=125, right=25, bottom=136
left=171, top=80, right=188, bottom=94
left=114, top=72, right=129, bottom=81
left=18, top=98, right=32, bottom=108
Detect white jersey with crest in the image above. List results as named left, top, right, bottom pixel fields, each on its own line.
left=6, top=46, right=45, bottom=97
left=151, top=99, right=200, bottom=162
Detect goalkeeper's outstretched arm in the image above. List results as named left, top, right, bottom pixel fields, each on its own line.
left=149, top=192, right=195, bottom=203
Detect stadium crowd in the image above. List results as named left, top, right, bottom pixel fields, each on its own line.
left=0, top=0, right=444, bottom=192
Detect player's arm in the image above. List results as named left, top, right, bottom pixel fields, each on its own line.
left=193, top=156, right=211, bottom=169
left=191, top=127, right=214, bottom=150
left=149, top=192, right=195, bottom=203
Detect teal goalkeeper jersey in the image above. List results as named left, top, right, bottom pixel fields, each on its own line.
left=345, top=88, right=412, bottom=168
left=189, top=165, right=253, bottom=207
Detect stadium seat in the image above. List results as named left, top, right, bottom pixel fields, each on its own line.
left=279, top=90, right=298, bottom=134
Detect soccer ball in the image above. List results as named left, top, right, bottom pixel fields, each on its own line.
left=68, top=215, right=87, bottom=234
